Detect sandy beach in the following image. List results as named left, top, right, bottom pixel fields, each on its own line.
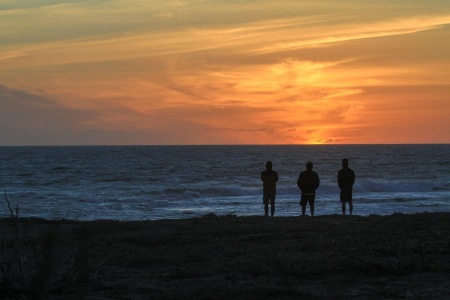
left=1, top=212, right=450, bottom=299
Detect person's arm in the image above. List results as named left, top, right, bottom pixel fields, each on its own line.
left=297, top=173, right=302, bottom=189
left=337, top=171, right=342, bottom=189
left=315, top=173, right=320, bottom=189
left=275, top=171, right=279, bottom=182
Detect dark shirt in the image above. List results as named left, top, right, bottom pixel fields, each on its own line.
left=297, top=170, right=320, bottom=194
left=261, top=170, right=278, bottom=194
left=337, top=167, right=355, bottom=190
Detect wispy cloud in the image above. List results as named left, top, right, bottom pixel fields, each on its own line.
left=2, top=11, right=450, bottom=70
left=0, top=0, right=449, bottom=145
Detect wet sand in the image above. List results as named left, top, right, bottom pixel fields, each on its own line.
left=1, top=212, right=450, bottom=299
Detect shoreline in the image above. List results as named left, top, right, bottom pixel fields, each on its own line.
left=4, top=208, right=450, bottom=223
left=3, top=210, right=450, bottom=223
left=1, top=212, right=450, bottom=299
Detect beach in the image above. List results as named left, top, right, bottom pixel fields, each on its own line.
left=1, top=212, right=449, bottom=299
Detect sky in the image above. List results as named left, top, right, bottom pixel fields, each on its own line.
left=1, top=0, right=449, bottom=145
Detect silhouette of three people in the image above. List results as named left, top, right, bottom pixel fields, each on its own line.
left=261, top=159, right=355, bottom=217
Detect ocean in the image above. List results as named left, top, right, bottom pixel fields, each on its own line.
left=0, top=145, right=449, bottom=221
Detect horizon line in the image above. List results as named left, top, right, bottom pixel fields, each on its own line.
left=1, top=143, right=449, bottom=147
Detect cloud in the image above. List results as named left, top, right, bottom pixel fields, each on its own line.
left=0, top=85, right=100, bottom=145
left=0, top=84, right=219, bottom=145
left=2, top=8, right=450, bottom=71
left=0, top=1, right=449, bottom=145
left=0, top=84, right=90, bottom=127
left=253, top=15, right=450, bottom=54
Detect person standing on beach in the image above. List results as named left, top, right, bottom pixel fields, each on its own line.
left=297, top=161, right=320, bottom=216
left=338, top=158, right=355, bottom=216
left=261, top=161, right=279, bottom=217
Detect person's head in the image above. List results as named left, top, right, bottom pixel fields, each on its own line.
left=306, top=161, right=313, bottom=170
left=266, top=161, right=272, bottom=170
left=342, top=158, right=349, bottom=168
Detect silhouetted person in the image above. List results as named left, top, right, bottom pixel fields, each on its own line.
left=297, top=161, right=320, bottom=216
left=338, top=158, right=355, bottom=215
left=261, top=161, right=278, bottom=217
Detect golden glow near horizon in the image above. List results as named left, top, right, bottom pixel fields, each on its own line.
left=0, top=1, right=449, bottom=145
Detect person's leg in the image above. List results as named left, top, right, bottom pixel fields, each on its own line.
left=270, top=195, right=276, bottom=217
left=348, top=190, right=353, bottom=215
left=263, top=193, right=269, bottom=217
left=300, top=196, right=306, bottom=216
left=340, top=190, right=346, bottom=215
left=309, top=197, right=315, bottom=216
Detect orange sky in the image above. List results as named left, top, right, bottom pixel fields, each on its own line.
left=0, top=1, right=449, bottom=145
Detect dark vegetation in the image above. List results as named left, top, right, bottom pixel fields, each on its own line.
left=1, top=192, right=449, bottom=299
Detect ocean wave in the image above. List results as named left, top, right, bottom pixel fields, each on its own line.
left=285, top=180, right=436, bottom=196
left=95, top=176, right=139, bottom=183
left=17, top=172, right=34, bottom=177
left=50, top=166, right=72, bottom=171
left=351, top=181, right=435, bottom=193
left=150, top=186, right=260, bottom=199
left=147, top=180, right=439, bottom=201
left=415, top=203, right=441, bottom=207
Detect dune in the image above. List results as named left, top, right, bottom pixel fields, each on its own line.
left=1, top=212, right=449, bottom=299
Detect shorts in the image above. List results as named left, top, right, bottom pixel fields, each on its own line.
left=340, top=188, right=353, bottom=203
left=300, top=194, right=315, bottom=206
left=263, top=192, right=276, bottom=205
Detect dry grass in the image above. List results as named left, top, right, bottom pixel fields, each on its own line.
left=1, top=213, right=450, bottom=299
